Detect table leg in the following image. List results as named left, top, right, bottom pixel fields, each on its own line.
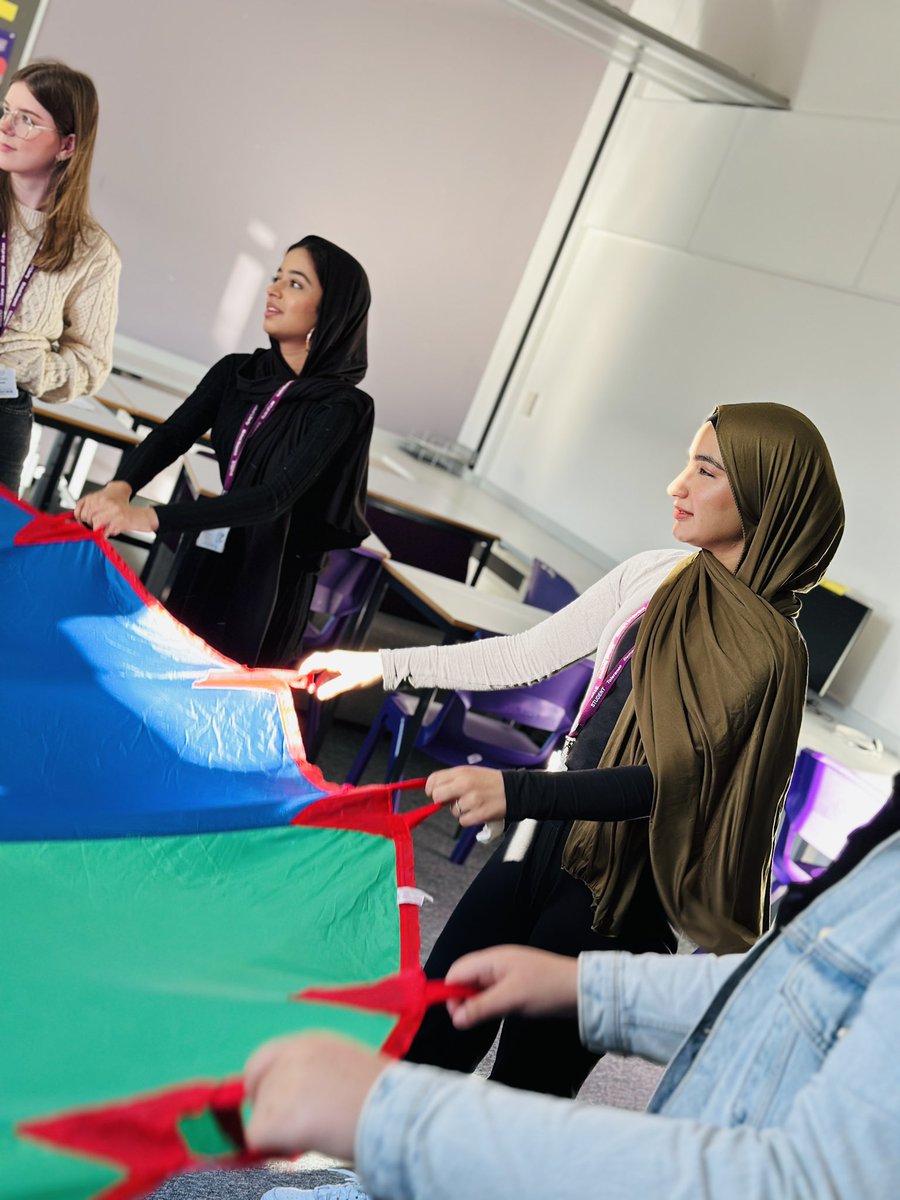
left=470, top=537, right=494, bottom=586
left=30, top=431, right=76, bottom=511
left=348, top=570, right=389, bottom=649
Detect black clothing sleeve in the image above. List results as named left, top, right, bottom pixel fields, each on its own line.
left=114, top=359, right=364, bottom=535
left=502, top=764, right=654, bottom=824
left=114, top=358, right=231, bottom=500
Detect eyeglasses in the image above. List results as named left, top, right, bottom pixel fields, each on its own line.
left=0, top=104, right=58, bottom=139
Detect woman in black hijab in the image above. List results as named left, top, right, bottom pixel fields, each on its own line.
left=75, top=236, right=373, bottom=667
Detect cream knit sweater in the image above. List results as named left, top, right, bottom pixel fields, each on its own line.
left=1, top=201, right=120, bottom=403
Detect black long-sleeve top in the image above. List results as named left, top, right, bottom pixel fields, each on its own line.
left=503, top=763, right=653, bottom=823
left=115, top=352, right=373, bottom=549
left=113, top=345, right=373, bottom=667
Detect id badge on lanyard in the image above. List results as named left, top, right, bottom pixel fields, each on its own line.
left=556, top=602, right=649, bottom=767
left=0, top=230, right=42, bottom=399
left=195, top=379, right=293, bottom=554
left=0, top=367, right=17, bottom=400
left=196, top=526, right=229, bottom=553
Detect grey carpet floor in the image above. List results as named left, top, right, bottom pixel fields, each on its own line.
left=148, top=615, right=663, bottom=1197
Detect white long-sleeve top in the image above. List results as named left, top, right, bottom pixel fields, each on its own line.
left=380, top=548, right=690, bottom=695
left=1, top=201, right=120, bottom=403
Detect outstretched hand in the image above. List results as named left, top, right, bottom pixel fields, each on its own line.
left=445, top=946, right=579, bottom=1030
left=425, top=765, right=507, bottom=825
left=295, top=650, right=383, bottom=701
left=244, top=1032, right=391, bottom=1162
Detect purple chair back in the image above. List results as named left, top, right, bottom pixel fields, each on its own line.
left=772, top=748, right=888, bottom=889
left=523, top=559, right=578, bottom=613
left=302, top=549, right=382, bottom=652
left=419, top=657, right=595, bottom=771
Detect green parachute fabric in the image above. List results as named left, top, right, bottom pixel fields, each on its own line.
left=1, top=781, right=451, bottom=1200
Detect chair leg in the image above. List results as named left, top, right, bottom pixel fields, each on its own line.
left=383, top=713, right=411, bottom=783
left=449, top=826, right=480, bottom=865
left=345, top=713, right=388, bottom=786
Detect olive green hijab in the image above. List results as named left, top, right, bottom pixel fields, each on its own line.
left=563, top=403, right=844, bottom=953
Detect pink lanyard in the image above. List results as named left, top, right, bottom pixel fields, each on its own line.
left=560, top=602, right=648, bottom=765
left=222, top=380, right=293, bottom=492
left=0, top=230, right=42, bottom=337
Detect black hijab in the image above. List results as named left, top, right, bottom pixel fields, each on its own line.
left=235, top=233, right=371, bottom=399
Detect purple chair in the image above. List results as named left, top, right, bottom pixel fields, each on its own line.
left=523, top=559, right=579, bottom=612
left=299, top=549, right=383, bottom=758
left=344, top=658, right=595, bottom=860
left=772, top=748, right=888, bottom=891
left=302, top=548, right=383, bottom=652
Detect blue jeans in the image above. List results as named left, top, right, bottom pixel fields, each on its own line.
left=0, top=391, right=33, bottom=496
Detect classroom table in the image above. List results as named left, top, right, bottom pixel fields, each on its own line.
left=30, top=396, right=142, bottom=511
left=367, top=463, right=502, bottom=584
left=378, top=560, right=549, bottom=638
left=368, top=428, right=606, bottom=594
left=94, top=373, right=188, bottom=428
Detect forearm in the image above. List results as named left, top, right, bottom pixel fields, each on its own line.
left=8, top=245, right=120, bottom=403
left=153, top=480, right=285, bottom=534
left=114, top=424, right=200, bottom=499
left=503, top=764, right=653, bottom=823
left=380, top=593, right=603, bottom=692
left=0, top=337, right=111, bottom=404
left=356, top=1059, right=867, bottom=1200
left=577, top=949, right=742, bottom=1061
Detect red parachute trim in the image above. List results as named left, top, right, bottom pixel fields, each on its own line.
left=291, top=785, right=446, bottom=1054
left=297, top=971, right=478, bottom=1059
left=18, top=1079, right=250, bottom=1200
left=17, top=972, right=474, bottom=1198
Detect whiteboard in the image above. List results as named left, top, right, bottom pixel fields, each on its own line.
left=26, top=0, right=605, bottom=437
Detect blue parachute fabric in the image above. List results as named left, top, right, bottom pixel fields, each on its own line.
left=0, top=491, right=332, bottom=840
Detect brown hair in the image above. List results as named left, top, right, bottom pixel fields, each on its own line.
left=0, top=60, right=101, bottom=271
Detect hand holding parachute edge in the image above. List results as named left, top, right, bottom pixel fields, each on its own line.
left=294, top=650, right=384, bottom=700
left=425, top=765, right=508, bottom=825
left=444, top=946, right=580, bottom=1030
left=244, top=1032, right=392, bottom=1161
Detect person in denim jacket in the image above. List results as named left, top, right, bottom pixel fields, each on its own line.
left=244, top=779, right=900, bottom=1200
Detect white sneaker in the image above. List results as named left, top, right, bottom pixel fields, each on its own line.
left=260, top=1171, right=367, bottom=1200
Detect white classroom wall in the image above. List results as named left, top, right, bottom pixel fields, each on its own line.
left=27, top=0, right=606, bottom=437
left=469, top=0, right=900, bottom=744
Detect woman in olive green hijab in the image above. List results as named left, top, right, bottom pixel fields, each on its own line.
left=564, top=403, right=845, bottom=954
left=397, top=402, right=844, bottom=1099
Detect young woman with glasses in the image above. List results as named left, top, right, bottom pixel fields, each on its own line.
left=0, top=59, right=120, bottom=496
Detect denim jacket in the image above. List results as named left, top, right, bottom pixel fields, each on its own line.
left=357, top=829, right=900, bottom=1199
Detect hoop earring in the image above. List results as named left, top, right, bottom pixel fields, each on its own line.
left=306, top=327, right=315, bottom=351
